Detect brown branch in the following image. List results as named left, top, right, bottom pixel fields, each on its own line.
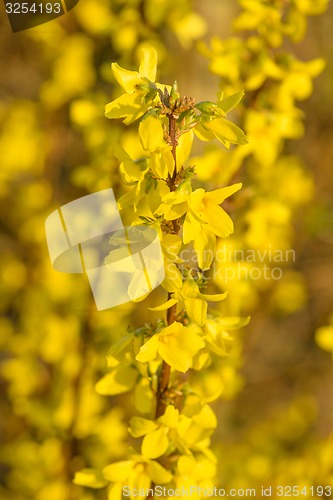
left=154, top=108, right=179, bottom=420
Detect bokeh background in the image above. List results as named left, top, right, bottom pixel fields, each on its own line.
left=0, top=0, right=333, bottom=499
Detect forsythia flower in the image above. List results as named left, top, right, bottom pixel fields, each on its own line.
left=169, top=455, right=216, bottom=500
left=156, top=182, right=242, bottom=269
left=129, top=403, right=217, bottom=460
left=103, top=454, right=172, bottom=500
left=129, top=405, right=180, bottom=459
left=152, top=271, right=227, bottom=327
left=105, top=47, right=159, bottom=124
left=136, top=321, right=204, bottom=373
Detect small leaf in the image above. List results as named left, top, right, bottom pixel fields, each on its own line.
left=217, top=91, right=244, bottom=114
left=203, top=117, right=248, bottom=146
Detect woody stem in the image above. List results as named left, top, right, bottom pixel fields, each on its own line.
left=155, top=112, right=179, bottom=419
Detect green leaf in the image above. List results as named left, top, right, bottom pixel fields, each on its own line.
left=217, top=91, right=245, bottom=114
left=202, top=117, right=248, bottom=146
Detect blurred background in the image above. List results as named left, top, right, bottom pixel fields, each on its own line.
left=0, top=0, right=333, bottom=499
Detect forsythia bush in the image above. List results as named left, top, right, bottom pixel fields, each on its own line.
left=74, top=46, right=249, bottom=498
left=196, top=0, right=328, bottom=316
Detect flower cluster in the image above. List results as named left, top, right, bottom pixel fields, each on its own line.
left=74, top=47, right=249, bottom=497
left=195, top=0, right=327, bottom=316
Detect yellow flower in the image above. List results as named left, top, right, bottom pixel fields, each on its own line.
left=184, top=183, right=242, bottom=242
left=136, top=321, right=204, bottom=373
left=170, top=455, right=216, bottom=500
left=129, top=403, right=217, bottom=460
left=103, top=454, right=172, bottom=500
left=185, top=183, right=242, bottom=269
left=153, top=274, right=227, bottom=327
left=129, top=405, right=180, bottom=459
left=105, top=47, right=158, bottom=124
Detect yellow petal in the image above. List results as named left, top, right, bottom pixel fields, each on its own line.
left=147, top=460, right=173, bottom=484
left=162, top=234, right=182, bottom=261
left=158, top=323, right=205, bottom=372
left=183, top=212, right=202, bottom=244
left=136, top=334, right=159, bottom=363
left=157, top=201, right=189, bottom=221
left=139, top=47, right=157, bottom=82
left=111, top=63, right=143, bottom=93
left=158, top=405, right=179, bottom=428
left=139, top=116, right=167, bottom=152
left=184, top=298, right=207, bottom=327
left=107, top=482, right=123, bottom=500
left=193, top=229, right=216, bottom=270
left=150, top=153, right=169, bottom=179
left=198, top=291, right=228, bottom=302
left=129, top=466, right=151, bottom=493
left=204, top=183, right=242, bottom=204
left=192, top=404, right=217, bottom=429
left=103, top=460, right=132, bottom=482
left=105, top=93, right=148, bottom=124
left=142, top=427, right=169, bottom=458
left=149, top=298, right=178, bottom=312
left=204, top=205, right=234, bottom=237
left=129, top=417, right=159, bottom=438
left=176, top=130, right=194, bottom=169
